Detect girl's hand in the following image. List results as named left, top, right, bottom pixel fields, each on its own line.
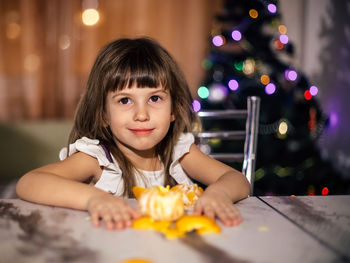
left=193, top=190, right=242, bottom=227
left=86, top=194, right=140, bottom=230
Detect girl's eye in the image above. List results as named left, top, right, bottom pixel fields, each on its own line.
left=149, top=95, right=161, bottom=103
left=119, top=97, right=131, bottom=104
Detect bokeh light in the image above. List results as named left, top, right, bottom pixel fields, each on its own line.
left=304, top=90, right=312, bottom=100
left=243, top=59, right=255, bottom=75
left=278, top=25, right=287, bottom=34
left=208, top=84, right=228, bottom=102
left=228, top=79, right=239, bottom=91
left=234, top=61, right=244, bottom=71
left=310, top=85, right=318, bottom=96
left=329, top=111, right=339, bottom=128
left=274, top=40, right=284, bottom=50
left=212, top=35, right=225, bottom=47
left=260, top=75, right=270, bottom=85
left=192, top=100, right=201, bottom=112
left=249, top=9, right=258, bottom=19
left=82, top=8, right=100, bottom=26
left=278, top=121, right=288, bottom=135
left=197, top=86, right=209, bottom=99
left=279, top=34, right=289, bottom=44
left=321, top=187, right=329, bottom=195
left=267, top=4, right=277, bottom=14
left=265, top=83, right=276, bottom=95
left=285, top=69, right=298, bottom=81
left=231, top=30, right=242, bottom=41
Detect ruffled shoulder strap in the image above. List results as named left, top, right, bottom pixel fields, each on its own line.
left=59, top=137, right=120, bottom=172
left=169, top=133, right=195, bottom=185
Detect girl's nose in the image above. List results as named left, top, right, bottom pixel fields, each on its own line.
left=134, top=104, right=150, bottom=121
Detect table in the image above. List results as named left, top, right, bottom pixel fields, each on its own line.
left=0, top=196, right=349, bottom=263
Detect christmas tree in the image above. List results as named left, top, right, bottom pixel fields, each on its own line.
left=195, top=0, right=349, bottom=195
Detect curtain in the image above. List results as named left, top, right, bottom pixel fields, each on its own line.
left=0, top=0, right=221, bottom=120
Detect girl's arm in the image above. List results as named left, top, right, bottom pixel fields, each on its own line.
left=180, top=144, right=251, bottom=226
left=16, top=152, right=139, bottom=229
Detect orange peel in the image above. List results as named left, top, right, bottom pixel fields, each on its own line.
left=176, top=215, right=221, bottom=234
left=132, top=186, right=146, bottom=199
left=171, top=184, right=204, bottom=208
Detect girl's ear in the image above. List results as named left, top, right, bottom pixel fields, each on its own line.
left=170, top=113, right=176, bottom=122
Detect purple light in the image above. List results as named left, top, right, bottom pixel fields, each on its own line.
left=279, top=34, right=289, bottom=44
left=310, top=86, right=318, bottom=96
left=285, top=69, right=298, bottom=81
left=208, top=84, right=228, bottom=102
left=267, top=4, right=277, bottom=13
left=212, top=35, right=224, bottom=47
left=228, top=79, right=239, bottom=91
left=265, top=83, right=276, bottom=95
left=231, top=30, right=242, bottom=41
left=192, top=100, right=201, bottom=112
left=288, top=70, right=298, bottom=81
left=329, top=111, right=338, bottom=128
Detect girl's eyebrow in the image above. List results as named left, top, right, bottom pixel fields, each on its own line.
left=111, top=88, right=168, bottom=98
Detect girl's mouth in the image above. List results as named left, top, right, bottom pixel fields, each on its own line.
left=129, top=128, right=154, bottom=135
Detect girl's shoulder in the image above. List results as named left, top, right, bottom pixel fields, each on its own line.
left=173, top=133, right=195, bottom=160
left=59, top=137, right=120, bottom=171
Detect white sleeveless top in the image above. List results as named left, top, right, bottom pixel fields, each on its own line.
left=59, top=133, right=195, bottom=196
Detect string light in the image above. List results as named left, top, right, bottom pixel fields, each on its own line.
left=197, top=86, right=209, bottom=99
left=212, top=35, right=225, bottom=47
left=310, top=86, right=318, bottom=96
left=231, top=30, right=242, bottom=41
left=243, top=58, right=255, bottom=75
left=304, top=90, right=312, bottom=100
left=274, top=39, right=284, bottom=50
left=228, top=79, right=239, bottom=91
left=285, top=69, right=298, bottom=81
left=192, top=100, right=201, bottom=112
left=321, top=187, right=329, bottom=195
left=279, top=34, right=289, bottom=44
left=278, top=25, right=287, bottom=34
left=278, top=121, right=288, bottom=135
left=249, top=9, right=258, bottom=19
left=267, top=4, right=277, bottom=14
left=265, top=83, right=276, bottom=95
left=260, top=75, right=270, bottom=85
left=234, top=61, right=244, bottom=71
left=208, top=84, right=228, bottom=102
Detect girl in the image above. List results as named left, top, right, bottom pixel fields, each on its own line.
left=16, top=38, right=250, bottom=230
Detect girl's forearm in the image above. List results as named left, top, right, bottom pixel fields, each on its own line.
left=205, top=170, right=250, bottom=203
left=16, top=171, right=109, bottom=210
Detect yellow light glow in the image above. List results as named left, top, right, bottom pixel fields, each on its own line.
left=249, top=9, right=258, bottom=19
left=260, top=75, right=270, bottom=85
left=82, top=8, right=100, bottom=26
left=243, top=59, right=255, bottom=75
left=278, top=25, right=287, bottom=34
left=6, top=22, right=21, bottom=39
left=278, top=121, right=288, bottom=135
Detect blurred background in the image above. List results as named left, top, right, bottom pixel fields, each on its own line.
left=0, top=0, right=349, bottom=196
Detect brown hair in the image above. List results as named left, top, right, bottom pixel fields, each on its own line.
left=68, top=38, right=198, bottom=197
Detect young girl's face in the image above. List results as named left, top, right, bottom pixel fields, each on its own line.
left=105, top=83, right=175, bottom=156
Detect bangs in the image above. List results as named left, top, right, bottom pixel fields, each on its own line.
left=108, top=47, right=169, bottom=92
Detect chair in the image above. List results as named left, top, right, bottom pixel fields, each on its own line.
left=195, top=96, right=261, bottom=195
